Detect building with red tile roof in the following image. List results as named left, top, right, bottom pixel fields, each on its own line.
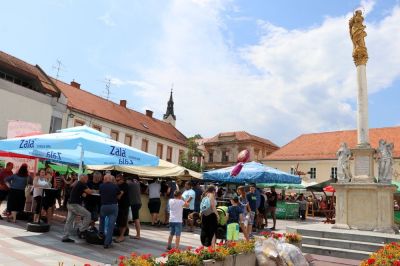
left=53, top=78, right=187, bottom=164
left=0, top=50, right=187, bottom=164
left=202, top=131, right=279, bottom=169
left=0, top=50, right=66, bottom=138
left=263, top=127, right=400, bottom=183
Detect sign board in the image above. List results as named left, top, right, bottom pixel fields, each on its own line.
left=7, top=120, right=42, bottom=139
left=5, top=121, right=42, bottom=173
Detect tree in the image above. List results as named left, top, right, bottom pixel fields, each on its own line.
left=180, top=135, right=204, bottom=172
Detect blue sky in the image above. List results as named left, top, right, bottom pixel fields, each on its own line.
left=1, top=0, right=400, bottom=145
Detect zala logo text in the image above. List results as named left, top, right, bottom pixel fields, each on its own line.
left=110, top=146, right=126, bottom=157
left=19, top=139, right=35, bottom=149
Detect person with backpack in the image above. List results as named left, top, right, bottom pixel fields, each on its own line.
left=226, top=196, right=244, bottom=243
left=200, top=186, right=218, bottom=248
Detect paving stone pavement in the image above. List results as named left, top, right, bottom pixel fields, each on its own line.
left=0, top=207, right=362, bottom=266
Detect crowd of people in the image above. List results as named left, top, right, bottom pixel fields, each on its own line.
left=0, top=163, right=319, bottom=251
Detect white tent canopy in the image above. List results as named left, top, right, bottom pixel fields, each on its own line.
left=88, top=159, right=202, bottom=179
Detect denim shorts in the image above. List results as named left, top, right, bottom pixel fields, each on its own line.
left=169, top=222, right=183, bottom=236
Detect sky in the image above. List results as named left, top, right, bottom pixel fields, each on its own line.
left=1, top=0, right=400, bottom=146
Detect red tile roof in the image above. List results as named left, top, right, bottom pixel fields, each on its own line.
left=265, top=126, right=400, bottom=161
left=53, top=78, right=187, bottom=146
left=0, top=51, right=59, bottom=96
left=205, top=131, right=278, bottom=148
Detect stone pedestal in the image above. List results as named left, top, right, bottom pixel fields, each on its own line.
left=351, top=147, right=375, bottom=183
left=332, top=183, right=398, bottom=234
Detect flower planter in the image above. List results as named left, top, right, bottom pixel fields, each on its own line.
left=203, top=259, right=224, bottom=266
left=234, top=253, right=256, bottom=266
left=223, top=255, right=235, bottom=266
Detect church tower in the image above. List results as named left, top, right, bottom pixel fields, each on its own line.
left=163, top=89, right=176, bottom=127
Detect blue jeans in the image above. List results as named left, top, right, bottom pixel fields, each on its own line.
left=99, top=204, right=118, bottom=246
left=169, top=222, right=182, bottom=236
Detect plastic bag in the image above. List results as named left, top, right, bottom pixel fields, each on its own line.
left=255, top=238, right=287, bottom=266
left=277, top=242, right=309, bottom=266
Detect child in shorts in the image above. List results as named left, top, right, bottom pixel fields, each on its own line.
left=167, top=190, right=189, bottom=250
left=226, top=196, right=243, bottom=242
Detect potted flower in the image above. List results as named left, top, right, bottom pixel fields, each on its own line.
left=162, top=248, right=201, bottom=266
left=229, top=240, right=256, bottom=266
left=361, top=242, right=400, bottom=265
left=118, top=253, right=156, bottom=266
left=284, top=233, right=302, bottom=250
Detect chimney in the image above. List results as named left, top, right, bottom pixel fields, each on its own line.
left=70, top=80, right=80, bottom=89
left=120, top=100, right=127, bottom=108
left=145, top=110, right=153, bottom=118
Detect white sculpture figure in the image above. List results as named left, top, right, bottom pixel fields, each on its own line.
left=337, top=142, right=352, bottom=182
left=377, top=139, right=394, bottom=183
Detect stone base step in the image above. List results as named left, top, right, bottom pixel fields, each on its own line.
left=302, top=244, right=371, bottom=261
left=302, top=236, right=384, bottom=252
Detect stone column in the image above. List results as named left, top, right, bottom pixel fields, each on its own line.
left=356, top=65, right=369, bottom=147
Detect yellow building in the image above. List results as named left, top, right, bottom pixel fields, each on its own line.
left=262, top=127, right=400, bottom=184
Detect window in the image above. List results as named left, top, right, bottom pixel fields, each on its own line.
left=156, top=143, right=163, bottom=159
left=111, top=130, right=119, bottom=141
left=166, top=146, right=173, bottom=162
left=254, top=149, right=260, bottom=160
left=310, top=168, right=317, bottom=179
left=49, top=116, right=62, bottom=133
left=141, top=139, right=149, bottom=152
left=221, top=151, right=229, bottom=163
left=74, top=119, right=85, bottom=127
left=209, top=152, right=214, bottom=163
left=331, top=167, right=337, bottom=179
left=290, top=167, right=295, bottom=175
left=92, top=124, right=102, bottom=132
left=124, top=134, right=132, bottom=146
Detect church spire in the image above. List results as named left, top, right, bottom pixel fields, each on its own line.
left=163, top=87, right=176, bottom=126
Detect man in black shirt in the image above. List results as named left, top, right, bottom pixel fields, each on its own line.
left=114, top=174, right=130, bottom=243
left=62, top=174, right=92, bottom=243
left=268, top=187, right=278, bottom=230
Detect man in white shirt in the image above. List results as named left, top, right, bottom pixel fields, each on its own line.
left=147, top=179, right=161, bottom=226
left=181, top=181, right=196, bottom=232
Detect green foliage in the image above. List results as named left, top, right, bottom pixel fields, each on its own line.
left=180, top=135, right=204, bottom=172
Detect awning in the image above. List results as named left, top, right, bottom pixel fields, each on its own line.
left=87, top=159, right=202, bottom=180
left=306, top=179, right=335, bottom=192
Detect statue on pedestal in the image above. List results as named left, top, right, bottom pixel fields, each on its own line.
left=377, top=139, right=394, bottom=183
left=337, top=143, right=352, bottom=182
left=349, top=10, right=368, bottom=66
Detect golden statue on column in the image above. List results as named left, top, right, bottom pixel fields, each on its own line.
left=349, top=10, right=368, bottom=66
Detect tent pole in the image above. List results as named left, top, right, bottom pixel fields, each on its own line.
left=78, top=143, right=84, bottom=178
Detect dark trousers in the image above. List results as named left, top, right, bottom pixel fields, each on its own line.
left=299, top=210, right=306, bottom=220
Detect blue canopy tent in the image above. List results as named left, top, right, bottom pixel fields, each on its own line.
left=202, top=161, right=301, bottom=184
left=0, top=126, right=159, bottom=174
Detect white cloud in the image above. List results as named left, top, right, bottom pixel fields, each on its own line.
left=122, top=0, right=400, bottom=145
left=98, top=13, right=116, bottom=26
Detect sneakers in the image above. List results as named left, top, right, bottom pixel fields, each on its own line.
left=62, top=238, right=75, bottom=243
left=166, top=246, right=172, bottom=251
left=98, top=232, right=104, bottom=240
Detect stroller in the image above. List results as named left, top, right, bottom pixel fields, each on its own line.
left=216, top=206, right=228, bottom=242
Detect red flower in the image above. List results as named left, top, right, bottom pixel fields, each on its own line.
left=161, top=253, right=167, bottom=258
left=367, top=258, right=375, bottom=265
left=131, top=252, right=137, bottom=258
left=118, top=255, right=125, bottom=261
left=84, top=264, right=91, bottom=266
left=393, top=260, right=400, bottom=266
left=118, top=262, right=125, bottom=266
